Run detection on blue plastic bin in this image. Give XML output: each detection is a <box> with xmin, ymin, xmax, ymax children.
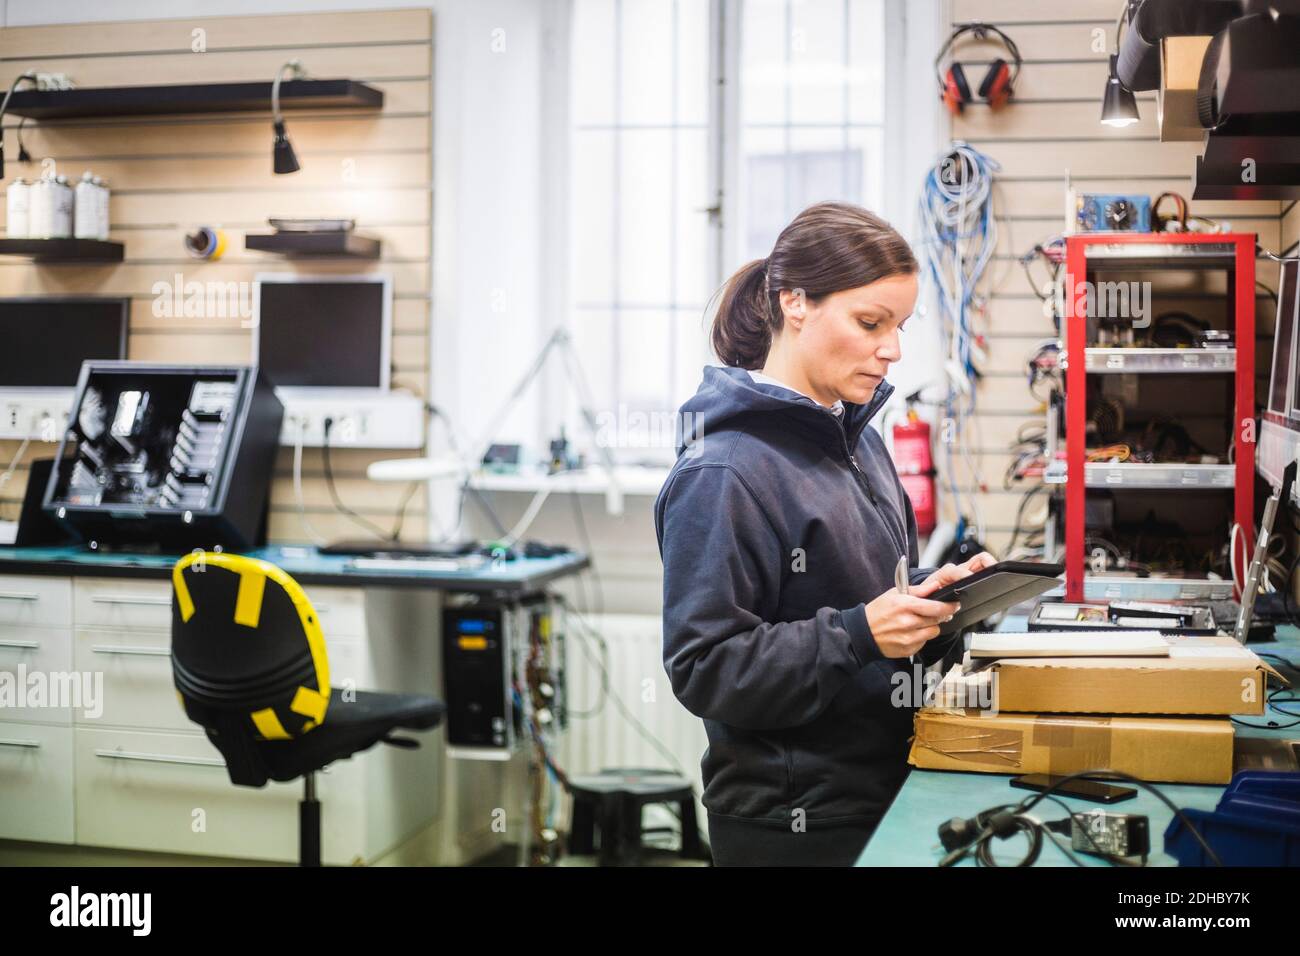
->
<box><xmin>1165</xmin><ymin>771</ymin><xmax>1300</xmax><ymax>866</ymax></box>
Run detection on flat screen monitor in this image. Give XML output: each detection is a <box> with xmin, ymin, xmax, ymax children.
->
<box><xmin>252</xmin><ymin>274</ymin><xmax>391</xmax><ymax>389</ymax></box>
<box><xmin>1280</xmin><ymin>260</ymin><xmax>1300</xmax><ymax>419</ymax></box>
<box><xmin>1271</xmin><ymin>260</ymin><xmax>1300</xmax><ymax>417</ymax></box>
<box><xmin>0</xmin><ymin>297</ymin><xmax>129</xmax><ymax>387</ymax></box>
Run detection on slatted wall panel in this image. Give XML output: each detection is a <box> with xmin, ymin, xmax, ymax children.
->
<box><xmin>946</xmin><ymin>0</ymin><xmax>1286</xmax><ymax>556</ymax></box>
<box><xmin>0</xmin><ymin>8</ymin><xmax>433</xmax><ymax>543</ymax></box>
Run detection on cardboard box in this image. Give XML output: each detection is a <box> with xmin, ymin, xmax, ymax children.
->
<box><xmin>909</xmin><ymin>708</ymin><xmax>1235</xmax><ymax>785</ymax></box>
<box><xmin>956</xmin><ymin>634</ymin><xmax>1282</xmax><ymax>716</ymax></box>
<box><xmin>1159</xmin><ymin>36</ymin><xmax>1213</xmax><ymax>142</ymax></box>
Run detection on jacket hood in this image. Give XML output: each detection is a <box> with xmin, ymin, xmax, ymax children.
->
<box><xmin>675</xmin><ymin>365</ymin><xmax>895</xmax><ymax>457</ymax></box>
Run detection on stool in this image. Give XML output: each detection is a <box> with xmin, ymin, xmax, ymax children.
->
<box><xmin>567</xmin><ymin>768</ymin><xmax>704</xmax><ymax>866</ymax></box>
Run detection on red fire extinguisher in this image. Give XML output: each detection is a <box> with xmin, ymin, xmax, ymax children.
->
<box><xmin>893</xmin><ymin>406</ymin><xmax>937</xmax><ymax>536</ymax></box>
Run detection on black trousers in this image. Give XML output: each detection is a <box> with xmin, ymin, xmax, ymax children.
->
<box><xmin>707</xmin><ymin>812</ymin><xmax>878</xmax><ymax>867</ymax></box>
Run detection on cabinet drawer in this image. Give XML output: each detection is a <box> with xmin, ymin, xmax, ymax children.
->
<box><xmin>0</xmin><ymin>575</ymin><xmax>71</xmax><ymax>629</ymax></box>
<box><xmin>0</xmin><ymin>721</ymin><xmax>74</xmax><ymax>844</ymax></box>
<box><xmin>74</xmin><ymin>579</ymin><xmax>172</xmax><ymax>631</ymax></box>
<box><xmin>75</xmin><ymin>630</ymin><xmax>375</xmax><ymax>732</ymax></box>
<box><xmin>75</xmin><ymin>726</ymin><xmax>366</xmax><ymax>863</ymax></box>
<box><xmin>303</xmin><ymin>587</ymin><xmax>366</xmax><ymax>640</ymax></box>
<box><xmin>74</xmin><ymin>628</ymin><xmax>186</xmax><ymax>731</ymax></box>
<box><xmin>0</xmin><ymin>625</ymin><xmax>73</xmax><ymax>725</ymax></box>
<box><xmin>74</xmin><ymin>579</ymin><xmax>365</xmax><ymax>639</ymax></box>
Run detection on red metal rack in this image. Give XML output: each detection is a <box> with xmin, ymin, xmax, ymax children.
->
<box><xmin>1063</xmin><ymin>232</ymin><xmax>1256</xmax><ymax>601</ymax></box>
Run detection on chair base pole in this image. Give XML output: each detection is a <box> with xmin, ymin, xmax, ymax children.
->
<box><xmin>300</xmin><ymin>772</ymin><xmax>321</xmax><ymax>867</ymax></box>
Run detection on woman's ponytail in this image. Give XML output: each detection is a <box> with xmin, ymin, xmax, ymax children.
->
<box><xmin>711</xmin><ymin>257</ymin><xmax>776</xmax><ymax>370</ymax></box>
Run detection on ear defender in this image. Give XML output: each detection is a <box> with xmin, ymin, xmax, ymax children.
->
<box><xmin>943</xmin><ymin>63</ymin><xmax>972</xmax><ymax>115</ymax></box>
<box><xmin>935</xmin><ymin>23</ymin><xmax>1021</xmax><ymax>114</ymax></box>
<box><xmin>979</xmin><ymin>58</ymin><xmax>1012</xmax><ymax>110</ymax></box>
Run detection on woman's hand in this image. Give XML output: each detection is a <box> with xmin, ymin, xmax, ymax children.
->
<box><xmin>915</xmin><ymin>552</ymin><xmax>997</xmax><ymax>594</ymax></box>
<box><xmin>864</xmin><ymin>586</ymin><xmax>961</xmax><ymax>659</ymax></box>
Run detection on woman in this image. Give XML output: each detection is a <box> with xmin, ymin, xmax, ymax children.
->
<box><xmin>654</xmin><ymin>201</ymin><xmax>994</xmax><ymax>867</ymax></box>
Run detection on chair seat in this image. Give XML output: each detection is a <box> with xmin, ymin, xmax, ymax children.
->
<box><xmin>199</xmin><ymin>689</ymin><xmax>444</xmax><ymax>787</ymax></box>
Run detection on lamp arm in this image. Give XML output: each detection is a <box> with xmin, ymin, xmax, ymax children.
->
<box><xmin>271</xmin><ymin>59</ymin><xmax>306</xmax><ymax>125</ymax></box>
<box><xmin>0</xmin><ymin>72</ymin><xmax>37</xmax><ymax>119</ymax></box>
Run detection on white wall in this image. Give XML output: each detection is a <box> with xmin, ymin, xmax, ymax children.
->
<box><xmin>3</xmin><ymin>0</ymin><xmax>553</xmax><ymax>536</ymax></box>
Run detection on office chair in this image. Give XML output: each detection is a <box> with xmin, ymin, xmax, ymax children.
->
<box><xmin>170</xmin><ymin>551</ymin><xmax>445</xmax><ymax>866</ymax></box>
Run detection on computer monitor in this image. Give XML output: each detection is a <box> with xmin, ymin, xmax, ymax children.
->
<box><xmin>1281</xmin><ymin>261</ymin><xmax>1300</xmax><ymax>420</ymax></box>
<box><xmin>0</xmin><ymin>297</ymin><xmax>129</xmax><ymax>387</ymax></box>
<box><xmin>251</xmin><ymin>274</ymin><xmax>392</xmax><ymax>390</ymax></box>
<box><xmin>1267</xmin><ymin>262</ymin><xmax>1298</xmax><ymax>416</ymax></box>
<box><xmin>1260</xmin><ymin>261</ymin><xmax>1300</xmax><ymax>496</ymax></box>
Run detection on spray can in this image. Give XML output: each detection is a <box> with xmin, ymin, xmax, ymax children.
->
<box><xmin>74</xmin><ymin>172</ymin><xmax>98</xmax><ymax>239</ymax></box>
<box><xmin>28</xmin><ymin>176</ymin><xmax>53</xmax><ymax>238</ymax></box>
<box><xmin>74</xmin><ymin>172</ymin><xmax>110</xmax><ymax>240</ymax></box>
<box><xmin>94</xmin><ymin>175</ymin><xmax>111</xmax><ymax>239</ymax></box>
<box><xmin>6</xmin><ymin>179</ymin><xmax>30</xmax><ymax>238</ymax></box>
<box><xmin>48</xmin><ymin>175</ymin><xmax>74</xmax><ymax>239</ymax></box>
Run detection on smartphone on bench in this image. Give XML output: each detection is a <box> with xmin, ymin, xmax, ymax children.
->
<box><xmin>1010</xmin><ymin>774</ymin><xmax>1137</xmax><ymax>804</ymax></box>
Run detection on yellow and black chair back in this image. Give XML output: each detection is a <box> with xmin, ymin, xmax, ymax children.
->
<box><xmin>171</xmin><ymin>552</ymin><xmax>444</xmax><ymax>863</ymax></box>
<box><xmin>172</xmin><ymin>552</ymin><xmax>331</xmax><ymax>761</ymax></box>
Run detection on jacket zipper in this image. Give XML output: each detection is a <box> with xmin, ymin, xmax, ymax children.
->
<box><xmin>839</xmin><ymin>426</ymin><xmax>907</xmax><ymax>559</ymax></box>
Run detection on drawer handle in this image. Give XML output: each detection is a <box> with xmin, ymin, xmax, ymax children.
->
<box><xmin>90</xmin><ymin>644</ymin><xmax>172</xmax><ymax>657</ymax></box>
<box><xmin>0</xmin><ymin>592</ymin><xmax>39</xmax><ymax>602</ymax></box>
<box><xmin>95</xmin><ymin>748</ymin><xmax>224</xmax><ymax>768</ymax></box>
<box><xmin>0</xmin><ymin>737</ymin><xmax>41</xmax><ymax>749</ymax></box>
<box><xmin>0</xmin><ymin>638</ymin><xmax>39</xmax><ymax>649</ymax></box>
<box><xmin>90</xmin><ymin>594</ymin><xmax>172</xmax><ymax>607</ymax></box>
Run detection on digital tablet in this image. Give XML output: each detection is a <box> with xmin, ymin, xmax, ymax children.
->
<box><xmin>928</xmin><ymin>561</ymin><xmax>1065</xmax><ymax>635</ymax></box>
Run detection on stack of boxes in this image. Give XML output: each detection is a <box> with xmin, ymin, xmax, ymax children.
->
<box><xmin>909</xmin><ymin>633</ymin><xmax>1285</xmax><ymax>785</ymax></box>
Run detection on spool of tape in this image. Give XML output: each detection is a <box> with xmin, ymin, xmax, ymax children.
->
<box><xmin>184</xmin><ymin>226</ymin><xmax>228</xmax><ymax>260</ymax></box>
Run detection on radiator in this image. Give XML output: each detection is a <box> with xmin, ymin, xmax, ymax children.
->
<box><xmin>558</xmin><ymin>612</ymin><xmax>708</xmax><ymax>801</ymax></box>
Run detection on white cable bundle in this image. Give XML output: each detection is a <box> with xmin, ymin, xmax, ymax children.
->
<box><xmin>915</xmin><ymin>141</ymin><xmax>1000</xmax><ymax>543</ymax></box>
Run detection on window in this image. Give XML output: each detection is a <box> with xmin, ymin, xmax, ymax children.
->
<box><xmin>565</xmin><ymin>0</ymin><xmax>897</xmax><ymax>462</ymax></box>
<box><xmin>734</xmin><ymin>0</ymin><xmax>887</xmax><ymax>262</ymax></box>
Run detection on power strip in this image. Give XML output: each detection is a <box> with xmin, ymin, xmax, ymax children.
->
<box><xmin>277</xmin><ymin>388</ymin><xmax>425</xmax><ymax>449</ymax></box>
<box><xmin>0</xmin><ymin>388</ymin><xmax>75</xmax><ymax>442</ymax></box>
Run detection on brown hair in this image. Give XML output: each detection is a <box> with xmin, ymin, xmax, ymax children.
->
<box><xmin>710</xmin><ymin>201</ymin><xmax>918</xmax><ymax>369</ymax></box>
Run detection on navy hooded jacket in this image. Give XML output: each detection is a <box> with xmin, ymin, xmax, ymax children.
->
<box><xmin>653</xmin><ymin>365</ymin><xmax>952</xmax><ymax>829</ymax></box>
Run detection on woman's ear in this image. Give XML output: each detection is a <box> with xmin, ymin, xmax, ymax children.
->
<box><xmin>779</xmin><ymin>287</ymin><xmax>808</xmax><ymax>328</ymax></box>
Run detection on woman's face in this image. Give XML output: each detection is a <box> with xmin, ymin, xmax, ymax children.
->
<box><xmin>785</xmin><ymin>272</ymin><xmax>919</xmax><ymax>406</ymax></box>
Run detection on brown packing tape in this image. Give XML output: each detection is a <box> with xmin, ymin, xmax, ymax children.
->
<box><xmin>913</xmin><ymin>714</ymin><xmax>1024</xmax><ymax>769</ymax></box>
<box><xmin>1031</xmin><ymin>715</ymin><xmax>1112</xmax><ymax>777</ymax></box>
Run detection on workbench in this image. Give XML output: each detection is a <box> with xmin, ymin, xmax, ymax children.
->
<box><xmin>857</xmin><ymin>623</ymin><xmax>1299</xmax><ymax>866</ymax></box>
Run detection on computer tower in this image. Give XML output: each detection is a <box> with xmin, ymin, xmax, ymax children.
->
<box><xmin>42</xmin><ymin>362</ymin><xmax>283</xmax><ymax>551</ymax></box>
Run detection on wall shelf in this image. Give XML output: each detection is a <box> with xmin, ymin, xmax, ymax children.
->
<box><xmin>245</xmin><ymin>232</ymin><xmax>381</xmax><ymax>259</ymax></box>
<box><xmin>6</xmin><ymin>79</ymin><xmax>383</xmax><ymax>119</ymax></box>
<box><xmin>0</xmin><ymin>238</ymin><xmax>124</xmax><ymax>262</ymax></box>
<box><xmin>1081</xmin><ymin>347</ymin><xmax>1236</xmax><ymax>373</ymax></box>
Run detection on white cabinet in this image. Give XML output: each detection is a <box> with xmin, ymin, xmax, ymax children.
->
<box><xmin>74</xmin><ymin>725</ymin><xmax>378</xmax><ymax>864</ymax></box>
<box><xmin>0</xmin><ymin>573</ymin><xmax>442</xmax><ymax>864</ymax></box>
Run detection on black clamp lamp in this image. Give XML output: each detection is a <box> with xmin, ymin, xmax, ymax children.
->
<box><xmin>1101</xmin><ymin>1</ymin><xmax>1141</xmax><ymax>127</ymax></box>
<box><xmin>272</xmin><ymin>59</ymin><xmax>306</xmax><ymax>175</ymax></box>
